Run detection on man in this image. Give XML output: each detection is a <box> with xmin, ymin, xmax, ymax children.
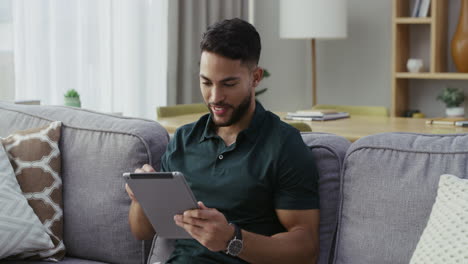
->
<box><xmin>126</xmin><ymin>18</ymin><xmax>320</xmax><ymax>263</ymax></box>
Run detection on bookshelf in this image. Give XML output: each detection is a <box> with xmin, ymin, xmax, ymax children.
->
<box><xmin>391</xmin><ymin>0</ymin><xmax>468</xmax><ymax>117</ymax></box>
<box><xmin>395</xmin><ymin>18</ymin><xmax>432</xmax><ymax>24</ymax></box>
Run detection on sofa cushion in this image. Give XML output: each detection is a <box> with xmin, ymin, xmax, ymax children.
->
<box><xmin>0</xmin><ymin>144</ymin><xmax>53</xmax><ymax>259</ymax></box>
<box><xmin>334</xmin><ymin>133</ymin><xmax>468</xmax><ymax>264</ymax></box>
<box><xmin>0</xmin><ymin>257</ymin><xmax>108</xmax><ymax>264</ymax></box>
<box><xmin>1</xmin><ymin>121</ymin><xmax>65</xmax><ymax>261</ymax></box>
<box><xmin>147</xmin><ymin>132</ymin><xmax>350</xmax><ymax>264</ymax></box>
<box><xmin>409</xmin><ymin>174</ymin><xmax>468</xmax><ymax>264</ymax></box>
<box><xmin>0</xmin><ymin>102</ymin><xmax>169</xmax><ymax>264</ymax></box>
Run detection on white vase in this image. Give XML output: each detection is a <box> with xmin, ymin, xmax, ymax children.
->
<box><xmin>407</xmin><ymin>58</ymin><xmax>424</xmax><ymax>73</ymax></box>
<box><xmin>446</xmin><ymin>107</ymin><xmax>465</xmax><ymax>117</ymax></box>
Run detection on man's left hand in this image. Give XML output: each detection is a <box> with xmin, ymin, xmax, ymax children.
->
<box><xmin>174</xmin><ymin>201</ymin><xmax>235</xmax><ymax>252</ymax></box>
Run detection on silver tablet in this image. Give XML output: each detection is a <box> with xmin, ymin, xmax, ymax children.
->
<box><xmin>123</xmin><ymin>171</ymin><xmax>198</xmax><ymax>239</ymax></box>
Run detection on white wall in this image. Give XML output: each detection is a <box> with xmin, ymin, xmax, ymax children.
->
<box><xmin>254</xmin><ymin>0</ymin><xmax>311</xmax><ymax>112</ymax></box>
<box><xmin>0</xmin><ymin>51</ymin><xmax>14</xmax><ymax>101</ymax></box>
<box><xmin>0</xmin><ymin>22</ymin><xmax>14</xmax><ymax>101</ymax></box>
<box><xmin>316</xmin><ymin>0</ymin><xmax>391</xmax><ymax>109</ymax></box>
<box><xmin>255</xmin><ymin>0</ymin><xmax>467</xmax><ymax>117</ymax></box>
<box><xmin>255</xmin><ymin>0</ymin><xmax>392</xmax><ymax>112</ymax></box>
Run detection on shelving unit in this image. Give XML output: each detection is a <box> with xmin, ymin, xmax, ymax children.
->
<box><xmin>391</xmin><ymin>0</ymin><xmax>468</xmax><ymax>117</ymax></box>
<box><xmin>394</xmin><ymin>18</ymin><xmax>432</xmax><ymax>24</ymax></box>
<box><xmin>396</xmin><ymin>72</ymin><xmax>468</xmax><ymax>80</ymax></box>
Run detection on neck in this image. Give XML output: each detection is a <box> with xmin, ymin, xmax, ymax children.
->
<box><xmin>217</xmin><ymin>100</ymin><xmax>256</xmax><ymax>145</ymax></box>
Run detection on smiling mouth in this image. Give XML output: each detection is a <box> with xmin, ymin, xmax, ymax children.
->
<box><xmin>211</xmin><ymin>105</ymin><xmax>230</xmax><ymax>116</ymax></box>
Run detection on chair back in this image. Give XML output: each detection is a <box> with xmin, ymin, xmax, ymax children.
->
<box><xmin>157</xmin><ymin>103</ymin><xmax>208</xmax><ymax>119</ymax></box>
<box><xmin>287</xmin><ymin>121</ymin><xmax>312</xmax><ymax>132</ymax></box>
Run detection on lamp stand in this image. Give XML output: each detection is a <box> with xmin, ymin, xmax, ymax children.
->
<box><xmin>311</xmin><ymin>39</ymin><xmax>317</xmax><ymax>106</ymax></box>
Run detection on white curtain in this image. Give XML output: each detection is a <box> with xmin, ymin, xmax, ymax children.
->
<box><xmin>13</xmin><ymin>0</ymin><xmax>168</xmax><ymax>119</ymax></box>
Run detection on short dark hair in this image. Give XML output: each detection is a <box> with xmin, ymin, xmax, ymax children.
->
<box><xmin>200</xmin><ymin>18</ymin><xmax>261</xmax><ymax>67</ymax></box>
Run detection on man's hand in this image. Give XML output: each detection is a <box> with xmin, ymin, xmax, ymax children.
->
<box><xmin>174</xmin><ymin>201</ymin><xmax>235</xmax><ymax>252</ymax></box>
<box><xmin>125</xmin><ymin>182</ymin><xmax>136</xmax><ymax>201</ymax></box>
<box><xmin>125</xmin><ymin>164</ymin><xmax>156</xmax><ymax>202</ymax></box>
<box><xmin>126</xmin><ymin>164</ymin><xmax>156</xmax><ymax>240</ymax></box>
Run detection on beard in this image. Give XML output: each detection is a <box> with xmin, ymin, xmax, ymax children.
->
<box><xmin>208</xmin><ymin>92</ymin><xmax>252</xmax><ymax>127</ymax></box>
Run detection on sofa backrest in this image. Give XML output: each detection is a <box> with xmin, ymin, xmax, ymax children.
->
<box><xmin>301</xmin><ymin>133</ymin><xmax>350</xmax><ymax>264</ymax></box>
<box><xmin>334</xmin><ymin>132</ymin><xmax>468</xmax><ymax>264</ymax></box>
<box><xmin>147</xmin><ymin>132</ymin><xmax>351</xmax><ymax>264</ymax></box>
<box><xmin>0</xmin><ymin>102</ymin><xmax>169</xmax><ymax>264</ymax></box>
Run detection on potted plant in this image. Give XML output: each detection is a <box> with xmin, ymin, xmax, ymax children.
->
<box><xmin>64</xmin><ymin>89</ymin><xmax>81</xmax><ymax>108</ymax></box>
<box><xmin>437</xmin><ymin>87</ymin><xmax>465</xmax><ymax>117</ymax></box>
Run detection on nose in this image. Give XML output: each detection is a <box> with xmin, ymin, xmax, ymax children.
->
<box><xmin>210</xmin><ymin>86</ymin><xmax>225</xmax><ymax>104</ymax></box>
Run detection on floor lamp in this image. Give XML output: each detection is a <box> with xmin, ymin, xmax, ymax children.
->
<box><xmin>279</xmin><ymin>0</ymin><xmax>347</xmax><ymax>106</ymax></box>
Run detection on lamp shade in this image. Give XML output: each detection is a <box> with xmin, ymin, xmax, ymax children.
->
<box><xmin>280</xmin><ymin>0</ymin><xmax>347</xmax><ymax>39</ymax></box>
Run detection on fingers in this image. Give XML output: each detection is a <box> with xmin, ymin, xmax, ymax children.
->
<box><xmin>134</xmin><ymin>164</ymin><xmax>155</xmax><ymax>173</ymax></box>
<box><xmin>184</xmin><ymin>208</ymin><xmax>211</xmax><ymax>220</ymax></box>
<box><xmin>174</xmin><ymin>205</ymin><xmax>232</xmax><ymax>252</ymax></box>
<box><xmin>142</xmin><ymin>164</ymin><xmax>156</xmax><ymax>172</ymax></box>
<box><xmin>181</xmin><ymin>206</ymin><xmax>224</xmax><ymax>225</ymax></box>
<box><xmin>174</xmin><ymin>214</ymin><xmax>204</xmax><ymax>237</ymax></box>
<box><xmin>198</xmin><ymin>201</ymin><xmax>209</xmax><ymax>210</ymax></box>
<box><xmin>125</xmin><ymin>183</ymin><xmax>136</xmax><ymax>201</ymax></box>
<box><xmin>129</xmin><ymin>164</ymin><xmax>155</xmax><ymax>202</ymax></box>
<box><xmin>174</xmin><ymin>214</ymin><xmax>205</xmax><ymax>228</ymax></box>
<box><xmin>173</xmin><ymin>208</ymin><xmax>212</xmax><ymax>231</ymax></box>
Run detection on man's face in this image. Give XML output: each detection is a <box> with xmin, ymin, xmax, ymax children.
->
<box><xmin>199</xmin><ymin>52</ymin><xmax>259</xmax><ymax>127</ymax></box>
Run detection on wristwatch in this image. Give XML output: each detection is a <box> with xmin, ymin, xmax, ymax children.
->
<box><xmin>226</xmin><ymin>223</ymin><xmax>243</xmax><ymax>256</ymax></box>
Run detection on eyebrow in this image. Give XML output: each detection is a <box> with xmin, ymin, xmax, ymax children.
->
<box><xmin>200</xmin><ymin>74</ymin><xmax>240</xmax><ymax>83</ymax></box>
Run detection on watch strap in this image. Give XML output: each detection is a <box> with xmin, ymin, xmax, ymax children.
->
<box><xmin>232</xmin><ymin>223</ymin><xmax>242</xmax><ymax>240</ymax></box>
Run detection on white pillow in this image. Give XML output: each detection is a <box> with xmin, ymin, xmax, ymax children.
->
<box><xmin>0</xmin><ymin>143</ymin><xmax>53</xmax><ymax>259</ymax></box>
<box><xmin>410</xmin><ymin>174</ymin><xmax>468</xmax><ymax>264</ymax></box>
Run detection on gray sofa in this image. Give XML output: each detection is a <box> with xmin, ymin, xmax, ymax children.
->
<box><xmin>147</xmin><ymin>133</ymin><xmax>468</xmax><ymax>264</ymax></box>
<box><xmin>333</xmin><ymin>132</ymin><xmax>468</xmax><ymax>264</ymax></box>
<box><xmin>2</xmin><ymin>101</ymin><xmax>466</xmax><ymax>264</ymax></box>
<box><xmin>0</xmin><ymin>102</ymin><xmax>169</xmax><ymax>264</ymax></box>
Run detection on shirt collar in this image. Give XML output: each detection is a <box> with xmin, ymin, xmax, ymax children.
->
<box><xmin>199</xmin><ymin>100</ymin><xmax>266</xmax><ymax>143</ymax></box>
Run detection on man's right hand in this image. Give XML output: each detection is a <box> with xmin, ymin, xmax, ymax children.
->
<box><xmin>125</xmin><ymin>164</ymin><xmax>156</xmax><ymax>202</ymax></box>
<box><xmin>127</xmin><ymin>164</ymin><xmax>157</xmax><ymax>240</ymax></box>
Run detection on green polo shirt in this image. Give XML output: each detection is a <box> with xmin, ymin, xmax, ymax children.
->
<box><xmin>163</xmin><ymin>102</ymin><xmax>319</xmax><ymax>264</ymax></box>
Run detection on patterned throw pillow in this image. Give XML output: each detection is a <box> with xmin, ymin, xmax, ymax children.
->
<box><xmin>410</xmin><ymin>174</ymin><xmax>468</xmax><ymax>264</ymax></box>
<box><xmin>0</xmin><ymin>143</ymin><xmax>54</xmax><ymax>258</ymax></box>
<box><xmin>1</xmin><ymin>121</ymin><xmax>65</xmax><ymax>261</ymax></box>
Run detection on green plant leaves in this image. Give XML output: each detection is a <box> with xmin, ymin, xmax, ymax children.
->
<box><xmin>437</xmin><ymin>87</ymin><xmax>464</xmax><ymax>108</ymax></box>
<box><xmin>64</xmin><ymin>89</ymin><xmax>80</xmax><ymax>98</ymax></box>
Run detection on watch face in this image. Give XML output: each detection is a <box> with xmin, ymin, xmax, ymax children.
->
<box><xmin>227</xmin><ymin>239</ymin><xmax>243</xmax><ymax>256</ymax></box>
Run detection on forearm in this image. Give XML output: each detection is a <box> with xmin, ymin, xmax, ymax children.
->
<box><xmin>239</xmin><ymin>228</ymin><xmax>318</xmax><ymax>264</ymax></box>
<box><xmin>128</xmin><ymin>200</ymin><xmax>155</xmax><ymax>240</ymax></box>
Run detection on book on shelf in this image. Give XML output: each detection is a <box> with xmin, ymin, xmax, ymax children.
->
<box><xmin>418</xmin><ymin>0</ymin><xmax>431</xmax><ymax>17</ymax></box>
<box><xmin>411</xmin><ymin>0</ymin><xmax>422</xmax><ymax>17</ymax></box>
<box><xmin>285</xmin><ymin>111</ymin><xmax>350</xmax><ymax>121</ymax></box>
<box><xmin>425</xmin><ymin>117</ymin><xmax>467</xmax><ymax>126</ymax></box>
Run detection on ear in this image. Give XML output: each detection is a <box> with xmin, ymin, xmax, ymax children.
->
<box><xmin>252</xmin><ymin>67</ymin><xmax>264</xmax><ymax>88</ymax></box>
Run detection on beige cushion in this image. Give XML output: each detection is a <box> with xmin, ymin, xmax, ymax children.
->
<box><xmin>1</xmin><ymin>121</ymin><xmax>65</xmax><ymax>261</ymax></box>
<box><xmin>410</xmin><ymin>174</ymin><xmax>468</xmax><ymax>264</ymax></box>
<box><xmin>0</xmin><ymin>143</ymin><xmax>53</xmax><ymax>258</ymax></box>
